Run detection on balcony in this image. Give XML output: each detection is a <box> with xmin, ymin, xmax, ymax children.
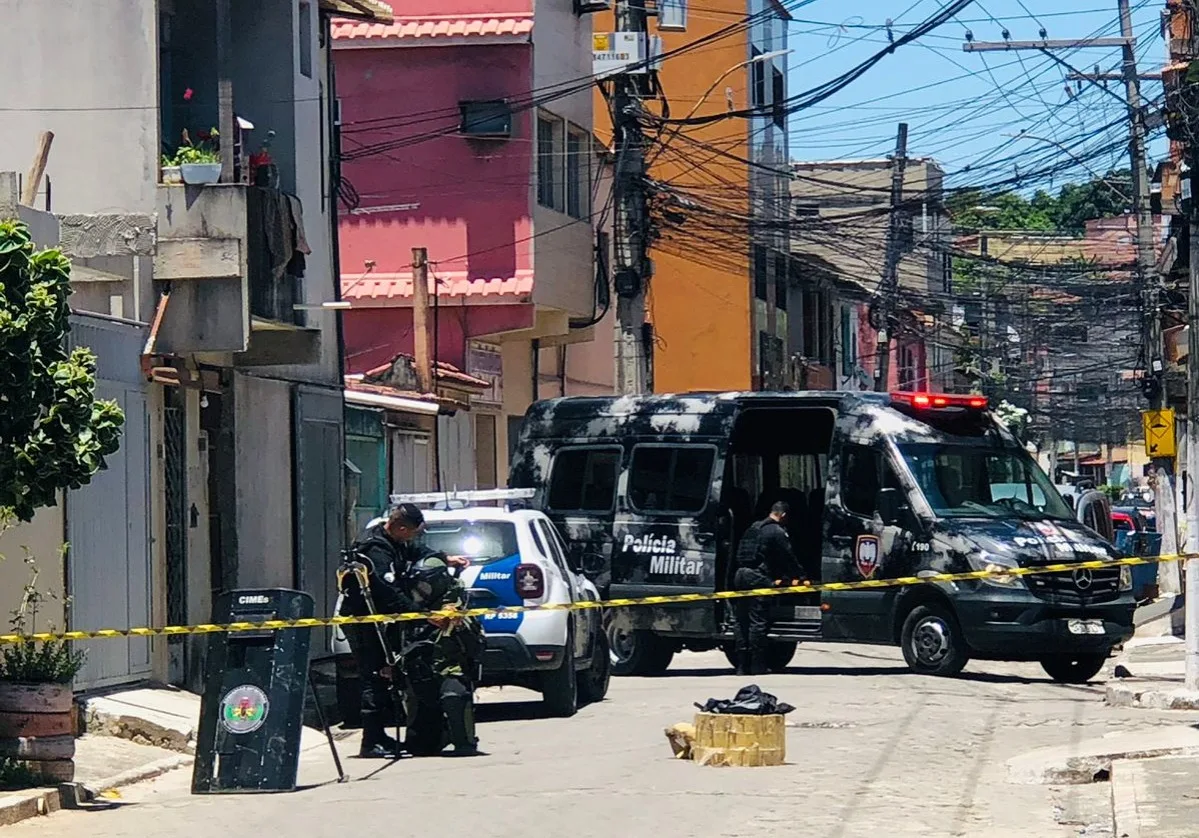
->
<box><xmin>153</xmin><ymin>183</ymin><xmax>320</xmax><ymax>365</ymax></box>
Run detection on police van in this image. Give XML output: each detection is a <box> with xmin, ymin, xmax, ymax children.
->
<box><xmin>507</xmin><ymin>391</ymin><xmax>1137</xmax><ymax>684</ymax></box>
<box><xmin>332</xmin><ymin>489</ymin><xmax>609</xmax><ymax>718</ymax></box>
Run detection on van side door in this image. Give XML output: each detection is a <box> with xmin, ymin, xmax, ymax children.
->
<box><xmin>541</xmin><ymin>445</ymin><xmax>624</xmax><ymax>594</ymax></box>
<box><xmin>822</xmin><ymin>441</ymin><xmax>909</xmax><ymax>643</ymax></box>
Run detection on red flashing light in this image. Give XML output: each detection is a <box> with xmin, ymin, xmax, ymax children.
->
<box><xmin>891</xmin><ymin>392</ymin><xmax>989</xmax><ymax>410</ymax></box>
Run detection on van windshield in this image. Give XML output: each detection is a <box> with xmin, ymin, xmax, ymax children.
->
<box><xmin>898</xmin><ymin>443</ymin><xmax>1075</xmax><ymax>522</ymax></box>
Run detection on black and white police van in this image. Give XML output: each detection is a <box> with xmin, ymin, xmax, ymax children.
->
<box><xmin>507</xmin><ymin>390</ymin><xmax>1137</xmax><ymax>684</ymax></box>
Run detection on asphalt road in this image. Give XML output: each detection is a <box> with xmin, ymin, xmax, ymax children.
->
<box><xmin>13</xmin><ymin>643</ymin><xmax>1199</xmax><ymax>838</ymax></box>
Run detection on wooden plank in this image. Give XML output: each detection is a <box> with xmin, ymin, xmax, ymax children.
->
<box><xmin>0</xmin><ymin>683</ymin><xmax>73</xmax><ymax>714</ymax></box>
<box><xmin>21</xmin><ymin>131</ymin><xmax>54</xmax><ymax>206</ymax></box>
<box><xmin>0</xmin><ymin>734</ymin><xmax>76</xmax><ymax>760</ymax></box>
<box><xmin>154</xmin><ymin>237</ymin><xmax>242</xmax><ymax>280</ymax></box>
<box><xmin>0</xmin><ymin>711</ymin><xmax>73</xmax><ymax>738</ymax></box>
<box><xmin>691</xmin><ymin>712</ymin><xmax>786</xmax><ymax>767</ymax></box>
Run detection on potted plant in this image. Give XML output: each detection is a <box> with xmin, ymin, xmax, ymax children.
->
<box><xmin>0</xmin><ymin>220</ymin><xmax>124</xmax><ymax>787</ymax></box>
<box><xmin>174</xmin><ymin>127</ymin><xmax>223</xmax><ymax>185</ymax></box>
<box><xmin>0</xmin><ymin>553</ymin><xmax>86</xmax><ymax>785</ymax></box>
<box><xmin>161</xmin><ymin>153</ymin><xmax>183</xmax><ymax>185</ymax></box>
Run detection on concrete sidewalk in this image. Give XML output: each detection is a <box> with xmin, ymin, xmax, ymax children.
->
<box><xmin>1112</xmin><ymin>755</ymin><xmax>1199</xmax><ymax>838</ymax></box>
<box><xmin>0</xmin><ymin>686</ymin><xmax>353</xmax><ymax>827</ymax></box>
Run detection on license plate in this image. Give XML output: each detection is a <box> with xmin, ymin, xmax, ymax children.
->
<box><xmin>1068</xmin><ymin>618</ymin><xmax>1105</xmax><ymax>635</ymax></box>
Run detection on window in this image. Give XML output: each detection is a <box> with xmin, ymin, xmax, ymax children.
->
<box><xmin>298</xmin><ymin>1</ymin><xmax>313</xmax><ymax>78</ymax></box>
<box><xmin>771</xmin><ymin>66</ymin><xmax>786</xmax><ymax>130</ymax></box>
<box><xmin>840</xmin><ymin>444</ymin><xmax>881</xmax><ymax>518</ymax></box>
<box><xmin>774</xmin><ymin>253</ymin><xmax>788</xmax><ymax>310</ymax></box>
<box><xmin>658</xmin><ymin>0</ymin><xmax>687</xmax><ymax>30</ymax></box>
<box><xmin>536</xmin><ymin>520</ymin><xmax>568</xmax><ymax>571</ymax></box>
<box><xmin>898</xmin><ymin>443</ymin><xmax>1075</xmax><ymax>522</ymax></box>
<box><xmin>547</xmin><ymin>447</ymin><xmax>621</xmax><ymax>511</ymax></box>
<box><xmin>754</xmin><ymin>245</ymin><xmax>768</xmax><ymax>301</ymax></box>
<box><xmin>422</xmin><ymin>521</ymin><xmax>519</xmax><ymax>565</ymax></box>
<box><xmin>628</xmin><ymin>445</ymin><xmax>716</xmax><ymax>513</ymax></box>
<box><xmin>750</xmin><ymin>47</ymin><xmax>766</xmax><ymax>108</ymax></box>
<box><xmin>537</xmin><ymin>114</ymin><xmax>562</xmax><ymax>210</ymax></box>
<box><xmin>460</xmin><ymin>100</ymin><xmax>512</xmax><ymax>137</ymax></box>
<box><xmin>779</xmin><ymin>453</ymin><xmax>825</xmax><ymax>494</ymax></box>
<box><xmin>566</xmin><ymin>129</ymin><xmax>590</xmax><ymax>219</ymax></box>
<box><xmin>840</xmin><ymin>307</ymin><xmax>857</xmax><ymax>377</ymax></box>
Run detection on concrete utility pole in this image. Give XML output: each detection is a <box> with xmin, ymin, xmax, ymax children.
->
<box><xmin>611</xmin><ymin>0</ymin><xmax>651</xmax><ymax>395</ymax></box>
<box><xmin>411</xmin><ymin>246</ymin><xmax>433</xmax><ymax>394</ymax></box>
<box><xmin>874</xmin><ymin>123</ymin><xmax>908</xmax><ymax>393</ymax></box>
<box><xmin>964</xmin><ymin>0</ymin><xmax>1177</xmax><ymax>584</ymax></box>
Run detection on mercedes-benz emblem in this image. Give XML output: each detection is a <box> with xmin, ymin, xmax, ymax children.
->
<box><xmin>1072</xmin><ymin>569</ymin><xmax>1094</xmax><ymax>590</ymax></box>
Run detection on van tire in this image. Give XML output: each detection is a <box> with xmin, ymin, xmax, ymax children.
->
<box><xmin>1039</xmin><ymin>653</ymin><xmax>1108</xmax><ymax>684</ymax></box>
<box><xmin>900</xmin><ymin>603</ymin><xmax>969</xmax><ymax>677</ymax></box>
<box><xmin>541</xmin><ymin>628</ymin><xmax>578</xmax><ymax>718</ymax></box>
<box><xmin>608</xmin><ymin>625</ymin><xmax>674</xmax><ymax>676</ymax></box>
<box><xmin>578</xmin><ymin>629</ymin><xmax>611</xmax><ymax>705</ymax></box>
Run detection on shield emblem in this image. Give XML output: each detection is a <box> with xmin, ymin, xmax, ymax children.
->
<box><xmin>855</xmin><ymin>535</ymin><xmax>881</xmax><ymax>579</ymax></box>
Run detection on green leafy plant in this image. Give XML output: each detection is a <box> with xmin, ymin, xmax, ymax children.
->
<box><xmin>0</xmin><ymin>220</ymin><xmax>125</xmax><ymax>522</ymax></box>
<box><xmin>169</xmin><ymin>127</ymin><xmax>221</xmax><ymax>165</ymax></box>
<box><xmin>0</xmin><ymin>757</ymin><xmax>39</xmax><ymax>790</ymax></box>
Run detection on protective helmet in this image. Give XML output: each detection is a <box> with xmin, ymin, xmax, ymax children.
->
<box><xmin>406</xmin><ymin>556</ymin><xmax>456</xmax><ymax>608</ymax></box>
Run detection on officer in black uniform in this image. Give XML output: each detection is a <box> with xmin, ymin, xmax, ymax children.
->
<box><xmin>732</xmin><ymin>500</ymin><xmax>803</xmax><ymax>676</ymax></box>
<box><xmin>339</xmin><ymin>503</ymin><xmax>462</xmax><ymax>758</ymax></box>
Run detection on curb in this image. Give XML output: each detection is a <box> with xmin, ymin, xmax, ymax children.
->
<box><xmin>1110</xmin><ymin>760</ymin><xmax>1143</xmax><ymax>838</ymax></box>
<box><xmin>1106</xmin><ymin>683</ymin><xmax>1199</xmax><ymax>710</ymax></box>
<box><xmin>0</xmin><ymin>754</ymin><xmax>193</xmax><ymax>827</ymax></box>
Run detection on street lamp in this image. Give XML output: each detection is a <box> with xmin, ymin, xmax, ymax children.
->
<box><xmin>682</xmin><ymin>48</ymin><xmax>794</xmax><ymax>121</ymax></box>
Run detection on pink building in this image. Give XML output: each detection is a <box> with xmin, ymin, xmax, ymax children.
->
<box><xmin>331</xmin><ymin>0</ymin><xmax>614</xmax><ymax>483</ymax></box>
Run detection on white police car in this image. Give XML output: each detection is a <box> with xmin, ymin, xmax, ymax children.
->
<box><xmin>332</xmin><ymin>489</ymin><xmax>610</xmax><ymax>718</ymax></box>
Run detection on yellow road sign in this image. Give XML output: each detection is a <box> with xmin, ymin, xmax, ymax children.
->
<box><xmin>1143</xmin><ymin>408</ymin><xmax>1177</xmax><ymax>459</ymax></box>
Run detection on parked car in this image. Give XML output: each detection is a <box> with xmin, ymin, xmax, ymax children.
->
<box><xmin>332</xmin><ymin>489</ymin><xmax>610</xmax><ymax>720</ymax></box>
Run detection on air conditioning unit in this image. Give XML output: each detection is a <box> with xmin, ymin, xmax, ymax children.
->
<box><xmin>575</xmin><ymin>0</ymin><xmax>611</xmax><ymax>14</ymax></box>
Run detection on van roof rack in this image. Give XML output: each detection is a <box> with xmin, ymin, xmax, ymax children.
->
<box><xmin>389</xmin><ymin>488</ymin><xmax>536</xmax><ymax>509</ymax></box>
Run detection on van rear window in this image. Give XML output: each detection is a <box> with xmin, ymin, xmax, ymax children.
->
<box><xmin>629</xmin><ymin>445</ymin><xmax>716</xmax><ymax>513</ymax></box>
<box><xmin>547</xmin><ymin>447</ymin><xmax>621</xmax><ymax>512</ymax></box>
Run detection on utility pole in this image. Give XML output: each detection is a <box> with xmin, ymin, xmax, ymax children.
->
<box><xmin>610</xmin><ymin>0</ymin><xmax>651</xmax><ymax>395</ymax></box>
<box><xmin>964</xmin><ymin>0</ymin><xmax>1177</xmax><ymax>580</ymax></box>
<box><xmin>411</xmin><ymin>246</ymin><xmax>433</xmax><ymax>394</ymax></box>
<box><xmin>875</xmin><ymin>122</ymin><xmax>908</xmax><ymax>392</ymax></box>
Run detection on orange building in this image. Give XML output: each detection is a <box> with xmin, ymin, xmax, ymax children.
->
<box><xmin>592</xmin><ymin>0</ymin><xmax>793</xmax><ymax>392</ymax></box>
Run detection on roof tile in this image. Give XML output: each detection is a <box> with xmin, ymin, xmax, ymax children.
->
<box><xmin>331</xmin><ymin>13</ymin><xmax>534</xmax><ymax>42</ymax></box>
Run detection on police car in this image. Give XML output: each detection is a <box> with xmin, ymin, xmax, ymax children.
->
<box><xmin>332</xmin><ymin>489</ymin><xmax>610</xmax><ymax>718</ymax></box>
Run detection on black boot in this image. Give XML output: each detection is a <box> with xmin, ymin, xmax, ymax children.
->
<box><xmin>359</xmin><ymin>718</ymin><xmax>399</xmax><ymax>758</ymax></box>
<box><xmin>735</xmin><ymin>649</ymin><xmax>750</xmax><ymax>676</ymax></box>
<box><xmin>440</xmin><ymin>685</ymin><xmax>481</xmax><ymax>757</ymax></box>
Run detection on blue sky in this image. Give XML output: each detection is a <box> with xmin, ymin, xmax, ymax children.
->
<box><xmin>781</xmin><ymin>0</ymin><xmax>1167</xmax><ymax>194</ymax></box>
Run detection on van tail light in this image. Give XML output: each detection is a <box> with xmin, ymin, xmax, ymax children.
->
<box><xmin>515</xmin><ymin>564</ymin><xmax>545</xmax><ymax>600</ymax></box>
<box><xmin>891</xmin><ymin>392</ymin><xmax>988</xmax><ymax>410</ymax></box>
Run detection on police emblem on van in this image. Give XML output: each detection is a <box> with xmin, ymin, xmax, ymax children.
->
<box><xmin>855</xmin><ymin>535</ymin><xmax>880</xmax><ymax>579</ymax></box>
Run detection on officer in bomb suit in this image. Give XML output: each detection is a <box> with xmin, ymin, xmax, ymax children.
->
<box><xmin>398</xmin><ymin>555</ymin><xmax>486</xmax><ymax>757</ymax></box>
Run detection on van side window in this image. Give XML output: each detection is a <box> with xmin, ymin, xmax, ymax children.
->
<box><xmin>841</xmin><ymin>444</ymin><xmax>881</xmax><ymax>517</ymax></box>
<box><xmin>547</xmin><ymin>447</ymin><xmax>621</xmax><ymax>512</ymax></box>
<box><xmin>628</xmin><ymin>445</ymin><xmax>716</xmax><ymax>513</ymax></box>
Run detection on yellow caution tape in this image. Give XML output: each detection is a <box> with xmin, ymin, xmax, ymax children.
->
<box><xmin>0</xmin><ymin>552</ymin><xmax>1188</xmax><ymax>645</ymax></box>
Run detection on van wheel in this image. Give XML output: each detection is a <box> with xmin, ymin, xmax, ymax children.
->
<box><xmin>766</xmin><ymin>642</ymin><xmax>797</xmax><ymax>672</ymax></box>
<box><xmin>1040</xmin><ymin>653</ymin><xmax>1108</xmax><ymax>684</ymax></box>
<box><xmin>900</xmin><ymin>603</ymin><xmax>969</xmax><ymax>677</ymax></box>
<box><xmin>578</xmin><ymin>629</ymin><xmax>611</xmax><ymax>705</ymax></box>
<box><xmin>541</xmin><ymin>627</ymin><xmax>578</xmax><ymax>718</ymax></box>
<box><xmin>608</xmin><ymin>622</ymin><xmax>674</xmax><ymax>676</ymax></box>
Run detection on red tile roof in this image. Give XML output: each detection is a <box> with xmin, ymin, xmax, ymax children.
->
<box><xmin>341</xmin><ymin>270</ymin><xmax>535</xmax><ymax>304</ymax></box>
<box><xmin>361</xmin><ymin>357</ymin><xmax>490</xmax><ymax>390</ymax></box>
<box><xmin>331</xmin><ymin>13</ymin><xmax>534</xmax><ymax>42</ymax></box>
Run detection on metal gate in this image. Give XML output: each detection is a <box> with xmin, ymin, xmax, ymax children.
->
<box><xmin>67</xmin><ymin>315</ymin><xmax>153</xmax><ymax>690</ymax></box>
<box><xmin>293</xmin><ymin>385</ymin><xmax>345</xmax><ymax>656</ymax></box>
<box><xmin>163</xmin><ymin>387</ymin><xmax>188</xmax><ymax>685</ymax></box>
